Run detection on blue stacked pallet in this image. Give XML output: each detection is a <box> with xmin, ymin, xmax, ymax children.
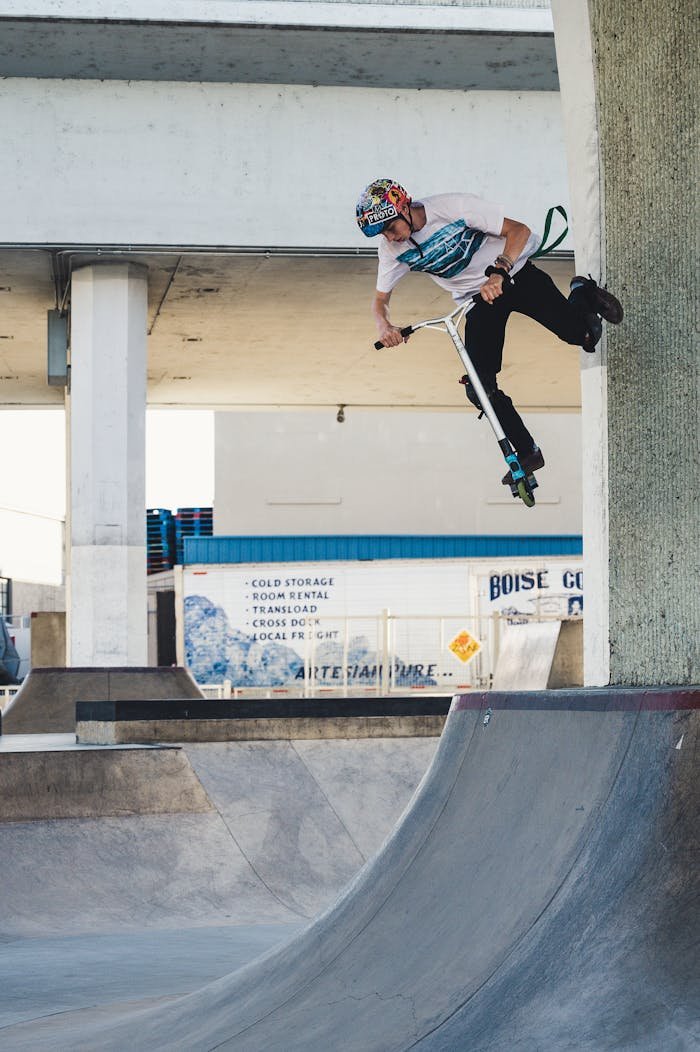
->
<box><xmin>147</xmin><ymin>508</ymin><xmax>176</xmax><ymax>574</ymax></box>
<box><xmin>175</xmin><ymin>507</ymin><xmax>213</xmax><ymax>565</ymax></box>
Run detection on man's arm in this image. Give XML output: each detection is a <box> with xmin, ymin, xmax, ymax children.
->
<box><xmin>500</xmin><ymin>216</ymin><xmax>531</xmax><ymax>264</ymax></box>
<box><xmin>479</xmin><ymin>217</ymin><xmax>531</xmax><ymax>304</ymax></box>
<box><xmin>372</xmin><ymin>289</ymin><xmax>408</xmax><ymax>347</ymax></box>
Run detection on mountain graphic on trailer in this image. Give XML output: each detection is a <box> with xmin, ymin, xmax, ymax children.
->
<box><xmin>184</xmin><ymin>595</ymin><xmax>437</xmax><ymax>688</ymax></box>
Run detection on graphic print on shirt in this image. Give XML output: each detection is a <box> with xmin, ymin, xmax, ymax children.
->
<box><xmin>397</xmin><ymin>220</ymin><xmax>486</xmax><ymax>278</ymax></box>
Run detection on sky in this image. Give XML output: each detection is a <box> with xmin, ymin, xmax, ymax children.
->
<box><xmin>0</xmin><ymin>409</ymin><xmax>213</xmax><ymax>586</ymax></box>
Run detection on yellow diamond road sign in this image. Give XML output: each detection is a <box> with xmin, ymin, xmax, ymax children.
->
<box><xmin>448</xmin><ymin>629</ymin><xmax>482</xmax><ymax>665</ymax></box>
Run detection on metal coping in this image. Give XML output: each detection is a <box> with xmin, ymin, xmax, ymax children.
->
<box><xmin>75</xmin><ymin>697</ymin><xmax>452</xmax><ymax>722</ymax></box>
<box><xmin>71</xmin><ymin>689</ymin><xmax>700</xmax><ymax>723</ymax></box>
<box><xmin>452</xmin><ymin>688</ymin><xmax>700</xmax><ymax>712</ymax></box>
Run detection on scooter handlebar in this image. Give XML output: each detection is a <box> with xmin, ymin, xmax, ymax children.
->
<box><xmin>374</xmin><ymin>326</ymin><xmax>414</xmax><ymax>350</ymax></box>
<box><xmin>373</xmin><ymin>294</ymin><xmax>482</xmax><ymax>348</ymax></box>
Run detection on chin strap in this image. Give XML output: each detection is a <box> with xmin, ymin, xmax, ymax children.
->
<box><xmin>406</xmin><ymin>202</ymin><xmax>424</xmax><ymax>257</ymax></box>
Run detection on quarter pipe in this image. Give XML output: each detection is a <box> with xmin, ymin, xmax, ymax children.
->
<box><xmin>3</xmin><ymin>688</ymin><xmax>697</xmax><ymax>1050</ymax></box>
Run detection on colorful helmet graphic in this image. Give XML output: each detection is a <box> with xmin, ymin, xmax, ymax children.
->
<box><xmin>356</xmin><ymin>178</ymin><xmax>411</xmax><ymax>237</ymax></box>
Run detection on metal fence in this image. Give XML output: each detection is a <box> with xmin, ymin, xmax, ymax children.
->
<box><xmin>0</xmin><ymin>685</ymin><xmax>20</xmax><ymax>711</ymax></box>
<box><xmin>196</xmin><ymin>610</ymin><xmax>576</xmax><ymax>699</ymax></box>
<box><xmin>300</xmin><ymin>612</ymin><xmax>494</xmax><ymax>696</ymax></box>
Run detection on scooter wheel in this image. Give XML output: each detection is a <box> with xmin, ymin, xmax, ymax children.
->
<box><xmin>516</xmin><ymin>479</ymin><xmax>535</xmax><ymax>507</ymax></box>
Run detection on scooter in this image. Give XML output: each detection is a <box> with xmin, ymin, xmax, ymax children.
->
<box><xmin>374</xmin><ymin>288</ymin><xmax>538</xmax><ymax>508</ymax></box>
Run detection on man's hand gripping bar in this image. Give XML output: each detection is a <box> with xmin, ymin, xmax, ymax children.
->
<box><xmin>374</xmin><ymin>326</ymin><xmax>414</xmax><ymax>350</ymax></box>
<box><xmin>373</xmin><ymin>290</ymin><xmax>492</xmax><ymax>350</ymax></box>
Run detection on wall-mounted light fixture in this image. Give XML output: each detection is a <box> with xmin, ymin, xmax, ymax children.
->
<box><xmin>47</xmin><ymin>310</ymin><xmax>68</xmax><ymax>386</ymax></box>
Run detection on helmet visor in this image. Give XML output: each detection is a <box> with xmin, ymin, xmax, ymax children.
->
<box><xmin>357</xmin><ymin>202</ymin><xmax>400</xmax><ymax>238</ymax></box>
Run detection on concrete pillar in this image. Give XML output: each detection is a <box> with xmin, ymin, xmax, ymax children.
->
<box><xmin>66</xmin><ymin>263</ymin><xmax>148</xmax><ymax>666</ymax></box>
<box><xmin>552</xmin><ymin>0</ymin><xmax>699</xmax><ymax>685</ymax></box>
<box><xmin>551</xmin><ymin>0</ymin><xmax>608</xmax><ymax>685</ymax></box>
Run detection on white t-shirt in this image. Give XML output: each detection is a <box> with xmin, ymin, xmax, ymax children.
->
<box><xmin>376</xmin><ymin>192</ymin><xmax>540</xmax><ymax>304</ymax></box>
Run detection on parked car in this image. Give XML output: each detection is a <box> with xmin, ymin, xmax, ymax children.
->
<box><xmin>0</xmin><ymin>618</ymin><xmax>20</xmax><ymax>684</ymax></box>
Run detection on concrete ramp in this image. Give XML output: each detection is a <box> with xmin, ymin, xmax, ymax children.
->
<box><xmin>547</xmin><ymin>617</ymin><xmax>583</xmax><ymax>687</ymax></box>
<box><xmin>1</xmin><ymin>666</ymin><xmax>203</xmax><ymax>734</ymax></box>
<box><xmin>492</xmin><ymin>620</ymin><xmax>561</xmax><ymax>689</ymax></box>
<box><xmin>0</xmin><ymin>737</ymin><xmax>437</xmax><ymax>939</ymax></box>
<box><xmin>11</xmin><ymin>687</ymin><xmax>695</xmax><ymax>1051</ymax></box>
<box><xmin>0</xmin><ymin>744</ymin><xmax>213</xmax><ymax>823</ymax></box>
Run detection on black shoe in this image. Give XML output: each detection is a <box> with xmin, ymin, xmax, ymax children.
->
<box><xmin>569</xmin><ymin>276</ymin><xmax>622</xmax><ymax>352</ymax></box>
<box><xmin>501</xmin><ymin>446</ymin><xmax>544</xmax><ymax>485</ymax></box>
<box><xmin>581</xmin><ymin>313</ymin><xmax>603</xmax><ymax>352</ymax></box>
<box><xmin>570</xmin><ymin>275</ymin><xmax>624</xmax><ymax>324</ymax></box>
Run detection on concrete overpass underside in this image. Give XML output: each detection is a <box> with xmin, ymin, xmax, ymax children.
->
<box><xmin>0</xmin><ymin>7</ymin><xmax>556</xmax><ymax>90</ymax></box>
<box><xmin>0</xmin><ymin>249</ymin><xmax>577</xmax><ymax>412</ymax></box>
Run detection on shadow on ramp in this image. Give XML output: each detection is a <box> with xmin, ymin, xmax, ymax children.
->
<box><xmin>4</xmin><ymin>688</ymin><xmax>698</xmax><ymax>1051</ymax></box>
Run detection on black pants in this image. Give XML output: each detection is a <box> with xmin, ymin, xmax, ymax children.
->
<box><xmin>463</xmin><ymin>261</ymin><xmax>590</xmax><ymax>455</ymax></box>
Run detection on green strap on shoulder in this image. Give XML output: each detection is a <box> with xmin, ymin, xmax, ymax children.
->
<box><xmin>531</xmin><ymin>204</ymin><xmax>568</xmax><ymax>258</ymax></box>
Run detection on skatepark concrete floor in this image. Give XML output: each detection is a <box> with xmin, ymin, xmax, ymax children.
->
<box><xmin>0</xmin><ymin>924</ymin><xmax>305</xmax><ymax>1031</ymax></box>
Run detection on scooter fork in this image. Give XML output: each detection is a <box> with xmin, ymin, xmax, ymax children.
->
<box><xmin>442</xmin><ymin>313</ymin><xmax>537</xmax><ymax>506</ymax></box>
<box><xmin>375</xmin><ymin>300</ymin><xmax>537</xmax><ymax>507</ymax></box>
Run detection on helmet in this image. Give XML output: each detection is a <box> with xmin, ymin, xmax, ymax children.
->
<box><xmin>356</xmin><ymin>178</ymin><xmax>411</xmax><ymax>237</ymax></box>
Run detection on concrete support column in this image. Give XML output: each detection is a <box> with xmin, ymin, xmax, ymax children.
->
<box><xmin>66</xmin><ymin>263</ymin><xmax>148</xmax><ymax>666</ymax></box>
<box><xmin>553</xmin><ymin>0</ymin><xmax>699</xmax><ymax>685</ymax></box>
<box><xmin>551</xmin><ymin>0</ymin><xmax>608</xmax><ymax>685</ymax></box>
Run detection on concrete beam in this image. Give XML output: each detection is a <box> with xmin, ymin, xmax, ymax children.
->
<box><xmin>0</xmin><ymin>2</ymin><xmax>554</xmax><ymax>33</ymax></box>
<box><xmin>0</xmin><ymin>13</ymin><xmax>557</xmax><ymax>88</ymax></box>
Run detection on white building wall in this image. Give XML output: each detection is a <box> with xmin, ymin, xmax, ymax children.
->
<box><xmin>1</xmin><ymin>80</ymin><xmax>569</xmax><ymax>250</ymax></box>
<box><xmin>10</xmin><ymin>580</ymin><xmax>65</xmax><ymax>614</ymax></box>
<box><xmin>214</xmin><ymin>409</ymin><xmax>582</xmax><ymax>537</ymax></box>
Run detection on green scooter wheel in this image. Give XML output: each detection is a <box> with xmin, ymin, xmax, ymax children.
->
<box><xmin>516</xmin><ymin>479</ymin><xmax>535</xmax><ymax>507</ymax></box>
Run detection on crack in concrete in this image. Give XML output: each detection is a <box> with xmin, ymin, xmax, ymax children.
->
<box><xmin>323</xmin><ymin>989</ymin><xmax>420</xmax><ymax>1040</ymax></box>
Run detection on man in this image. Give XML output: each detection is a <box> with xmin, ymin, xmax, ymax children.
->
<box><xmin>356</xmin><ymin>178</ymin><xmax>623</xmax><ymax>483</ymax></box>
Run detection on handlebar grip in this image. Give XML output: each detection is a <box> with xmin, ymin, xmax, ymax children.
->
<box><xmin>374</xmin><ymin>325</ymin><xmax>414</xmax><ymax>350</ymax></box>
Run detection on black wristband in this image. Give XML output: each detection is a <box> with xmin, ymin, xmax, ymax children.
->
<box><xmin>485</xmin><ymin>265</ymin><xmax>514</xmax><ymax>284</ymax></box>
